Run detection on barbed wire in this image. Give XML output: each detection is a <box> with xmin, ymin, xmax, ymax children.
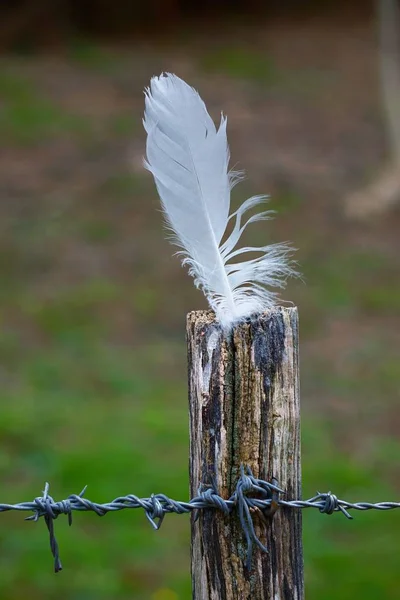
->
<box><xmin>1</xmin><ymin>466</ymin><xmax>399</xmax><ymax>572</ymax></box>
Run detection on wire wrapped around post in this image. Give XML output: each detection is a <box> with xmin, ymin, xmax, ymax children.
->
<box><xmin>187</xmin><ymin>307</ymin><xmax>303</xmax><ymax>600</ymax></box>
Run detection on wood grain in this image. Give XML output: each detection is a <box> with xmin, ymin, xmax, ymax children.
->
<box><xmin>187</xmin><ymin>308</ymin><xmax>303</xmax><ymax>600</ymax></box>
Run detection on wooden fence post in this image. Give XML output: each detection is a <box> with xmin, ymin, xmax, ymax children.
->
<box><xmin>187</xmin><ymin>307</ymin><xmax>303</xmax><ymax>600</ymax></box>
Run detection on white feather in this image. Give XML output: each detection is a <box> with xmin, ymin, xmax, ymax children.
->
<box><xmin>143</xmin><ymin>73</ymin><xmax>297</xmax><ymax>330</ymax></box>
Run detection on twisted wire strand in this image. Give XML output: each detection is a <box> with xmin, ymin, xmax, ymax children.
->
<box><xmin>1</xmin><ymin>466</ymin><xmax>399</xmax><ymax>573</ymax></box>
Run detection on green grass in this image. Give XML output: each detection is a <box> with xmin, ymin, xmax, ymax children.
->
<box><xmin>0</xmin><ymin>334</ymin><xmax>398</xmax><ymax>600</ymax></box>
<box><xmin>0</xmin><ymin>42</ymin><xmax>398</xmax><ymax>600</ymax></box>
<box><xmin>0</xmin><ymin>72</ymin><xmax>91</xmax><ymax>145</ymax></box>
<box><xmin>302</xmin><ymin>421</ymin><xmax>400</xmax><ymax>600</ymax></box>
<box><xmin>98</xmin><ymin>172</ymin><xmax>147</xmax><ymax>198</ymax></box>
<box><xmin>109</xmin><ymin>113</ymin><xmax>140</xmax><ymax>137</ymax></box>
<box><xmin>0</xmin><ymin>327</ymin><xmax>191</xmax><ymax>599</ymax></box>
<box><xmin>299</xmin><ymin>251</ymin><xmax>400</xmax><ymax>318</ymax></box>
<box><xmin>0</xmin><ymin>177</ymin><xmax>397</xmax><ymax>600</ymax></box>
<box><xmin>67</xmin><ymin>39</ymin><xmax>122</xmax><ymax>73</ymax></box>
<box><xmin>19</xmin><ymin>279</ymin><xmax>121</xmax><ymax>340</ymax></box>
<box><xmin>0</xmin><ymin>269</ymin><xmax>398</xmax><ymax>599</ymax></box>
<box><xmin>200</xmin><ymin>46</ymin><xmax>277</xmax><ymax>83</ymax></box>
<box><xmin>199</xmin><ymin>46</ymin><xmax>335</xmax><ymax>100</ymax></box>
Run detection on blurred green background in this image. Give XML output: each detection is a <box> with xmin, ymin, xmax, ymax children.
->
<box><xmin>0</xmin><ymin>2</ymin><xmax>399</xmax><ymax>599</ymax></box>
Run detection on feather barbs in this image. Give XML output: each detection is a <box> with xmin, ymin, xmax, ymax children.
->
<box><xmin>143</xmin><ymin>72</ymin><xmax>297</xmax><ymax>330</ymax></box>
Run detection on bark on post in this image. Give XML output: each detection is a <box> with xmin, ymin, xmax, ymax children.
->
<box><xmin>187</xmin><ymin>307</ymin><xmax>303</xmax><ymax>600</ymax></box>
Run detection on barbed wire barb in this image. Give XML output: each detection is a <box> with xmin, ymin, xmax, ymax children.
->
<box><xmin>1</xmin><ymin>466</ymin><xmax>399</xmax><ymax>572</ymax></box>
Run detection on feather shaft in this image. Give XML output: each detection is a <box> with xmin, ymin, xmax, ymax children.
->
<box><xmin>143</xmin><ymin>73</ymin><xmax>297</xmax><ymax>329</ymax></box>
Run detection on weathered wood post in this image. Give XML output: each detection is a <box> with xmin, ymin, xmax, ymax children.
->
<box><xmin>187</xmin><ymin>307</ymin><xmax>303</xmax><ymax>600</ymax></box>
<box><xmin>142</xmin><ymin>69</ymin><xmax>302</xmax><ymax>599</ymax></box>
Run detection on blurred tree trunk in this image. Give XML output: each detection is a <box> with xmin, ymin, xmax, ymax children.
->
<box><xmin>345</xmin><ymin>0</ymin><xmax>400</xmax><ymax>219</ymax></box>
